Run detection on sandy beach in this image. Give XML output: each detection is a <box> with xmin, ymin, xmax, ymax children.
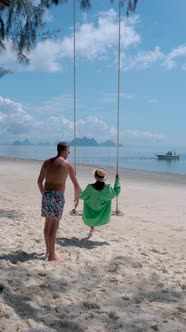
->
<box><xmin>0</xmin><ymin>157</ymin><xmax>186</xmax><ymax>332</ymax></box>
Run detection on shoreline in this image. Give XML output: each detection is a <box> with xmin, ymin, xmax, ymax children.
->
<box><xmin>0</xmin><ymin>144</ymin><xmax>185</xmax><ymax>176</ymax></box>
<box><xmin>1</xmin><ymin>155</ymin><xmax>186</xmax><ymax>185</ymax></box>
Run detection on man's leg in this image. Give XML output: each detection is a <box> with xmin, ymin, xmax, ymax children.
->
<box><xmin>44</xmin><ymin>216</ymin><xmax>52</xmax><ymax>255</ymax></box>
<box><xmin>48</xmin><ymin>219</ymin><xmax>60</xmax><ymax>261</ymax></box>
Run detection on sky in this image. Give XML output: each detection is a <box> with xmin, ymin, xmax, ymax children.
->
<box><xmin>0</xmin><ymin>0</ymin><xmax>186</xmax><ymax>148</ymax></box>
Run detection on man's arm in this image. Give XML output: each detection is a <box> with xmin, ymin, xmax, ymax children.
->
<box><xmin>37</xmin><ymin>162</ymin><xmax>46</xmax><ymax>194</ymax></box>
<box><xmin>68</xmin><ymin>163</ymin><xmax>80</xmax><ymax>208</ymax></box>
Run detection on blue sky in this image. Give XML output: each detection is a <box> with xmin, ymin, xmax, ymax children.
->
<box><xmin>0</xmin><ymin>0</ymin><xmax>186</xmax><ymax>148</ymax></box>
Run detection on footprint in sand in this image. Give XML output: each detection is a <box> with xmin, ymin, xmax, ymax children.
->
<box><xmin>176</xmin><ymin>306</ymin><xmax>186</xmax><ymax>313</ymax></box>
<box><xmin>108</xmin><ymin>311</ymin><xmax>120</xmax><ymax>320</ymax></box>
<box><xmin>83</xmin><ymin>301</ymin><xmax>100</xmax><ymax>310</ymax></box>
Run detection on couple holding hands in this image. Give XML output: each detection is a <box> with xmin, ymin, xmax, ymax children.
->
<box><xmin>38</xmin><ymin>141</ymin><xmax>121</xmax><ymax>261</ymax></box>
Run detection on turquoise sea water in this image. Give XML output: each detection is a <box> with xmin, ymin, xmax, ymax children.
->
<box><xmin>0</xmin><ymin>145</ymin><xmax>186</xmax><ymax>175</ymax></box>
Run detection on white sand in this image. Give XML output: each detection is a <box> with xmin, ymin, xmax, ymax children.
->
<box><xmin>0</xmin><ymin>157</ymin><xmax>186</xmax><ymax>332</ymax></box>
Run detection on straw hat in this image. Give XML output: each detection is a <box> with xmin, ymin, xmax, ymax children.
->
<box><xmin>92</xmin><ymin>168</ymin><xmax>107</xmax><ymax>182</ymax></box>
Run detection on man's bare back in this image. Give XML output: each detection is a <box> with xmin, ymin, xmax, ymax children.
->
<box><xmin>38</xmin><ymin>149</ymin><xmax>79</xmax><ymax>201</ymax></box>
<box><xmin>43</xmin><ymin>156</ymin><xmax>69</xmax><ymax>193</ymax></box>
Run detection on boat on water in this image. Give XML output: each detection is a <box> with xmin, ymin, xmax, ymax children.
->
<box><xmin>156</xmin><ymin>151</ymin><xmax>179</xmax><ymax>160</ymax></box>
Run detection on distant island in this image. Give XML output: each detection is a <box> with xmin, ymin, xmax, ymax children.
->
<box><xmin>71</xmin><ymin>137</ymin><xmax>123</xmax><ymax>146</ymax></box>
<box><xmin>13</xmin><ymin>139</ymin><xmax>32</xmax><ymax>146</ymax></box>
<box><xmin>13</xmin><ymin>136</ymin><xmax>123</xmax><ymax>147</ymax></box>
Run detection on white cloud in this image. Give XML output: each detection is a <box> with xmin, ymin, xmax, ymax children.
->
<box><xmin>0</xmin><ymin>96</ymin><xmax>116</xmax><ymax>143</ymax></box>
<box><xmin>163</xmin><ymin>44</ymin><xmax>186</xmax><ymax>70</ymax></box>
<box><xmin>28</xmin><ymin>10</ymin><xmax>140</xmax><ymax>71</ymax></box>
<box><xmin>28</xmin><ymin>40</ymin><xmax>63</xmax><ymax>72</ymax></box>
<box><xmin>123</xmin><ymin>43</ymin><xmax>186</xmax><ymax>72</ymax></box>
<box><xmin>76</xmin><ymin>116</ymin><xmax>116</xmax><ymax>141</ymax></box>
<box><xmin>125</xmin><ymin>129</ymin><xmax>166</xmax><ymax>141</ymax></box>
<box><xmin>2</xmin><ymin>7</ymin><xmax>186</xmax><ymax>73</ymax></box>
<box><xmin>121</xmin><ymin>46</ymin><xmax>163</xmax><ymax>71</ymax></box>
<box><xmin>0</xmin><ymin>41</ymin><xmax>19</xmax><ymax>71</ymax></box>
<box><xmin>34</xmin><ymin>95</ymin><xmax>73</xmax><ymax>116</ymax></box>
<box><xmin>98</xmin><ymin>92</ymin><xmax>134</xmax><ymax>104</ymax></box>
<box><xmin>1</xmin><ymin>10</ymin><xmax>141</xmax><ymax>72</ymax></box>
<box><xmin>0</xmin><ymin>96</ymin><xmax>167</xmax><ymax>144</ymax></box>
<box><xmin>0</xmin><ymin>96</ymin><xmax>34</xmax><ymax>142</ymax></box>
<box><xmin>43</xmin><ymin>9</ymin><xmax>54</xmax><ymax>23</ymax></box>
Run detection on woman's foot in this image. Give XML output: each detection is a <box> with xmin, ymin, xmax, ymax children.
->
<box><xmin>88</xmin><ymin>227</ymin><xmax>95</xmax><ymax>238</ymax></box>
<box><xmin>90</xmin><ymin>227</ymin><xmax>95</xmax><ymax>233</ymax></box>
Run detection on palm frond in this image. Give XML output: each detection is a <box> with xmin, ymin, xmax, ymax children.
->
<box><xmin>0</xmin><ymin>0</ymin><xmax>138</xmax><ymax>77</ymax></box>
<box><xmin>111</xmin><ymin>0</ymin><xmax>138</xmax><ymax>15</ymax></box>
<box><xmin>0</xmin><ymin>67</ymin><xmax>11</xmax><ymax>77</ymax></box>
<box><xmin>0</xmin><ymin>0</ymin><xmax>10</xmax><ymax>7</ymax></box>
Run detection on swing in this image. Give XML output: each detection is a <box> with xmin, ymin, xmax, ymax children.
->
<box><xmin>70</xmin><ymin>0</ymin><xmax>123</xmax><ymax>216</ymax></box>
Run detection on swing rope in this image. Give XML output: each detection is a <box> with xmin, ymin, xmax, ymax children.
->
<box><xmin>70</xmin><ymin>0</ymin><xmax>82</xmax><ymax>215</ymax></box>
<box><xmin>114</xmin><ymin>0</ymin><xmax>122</xmax><ymax>214</ymax></box>
<box><xmin>73</xmin><ymin>0</ymin><xmax>76</xmax><ymax>176</ymax></box>
<box><xmin>71</xmin><ymin>0</ymin><xmax>78</xmax><ymax>213</ymax></box>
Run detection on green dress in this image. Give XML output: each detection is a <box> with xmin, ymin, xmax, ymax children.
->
<box><xmin>80</xmin><ymin>177</ymin><xmax>121</xmax><ymax>227</ymax></box>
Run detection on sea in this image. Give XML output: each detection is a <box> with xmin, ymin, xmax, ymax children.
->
<box><xmin>0</xmin><ymin>145</ymin><xmax>186</xmax><ymax>175</ymax></box>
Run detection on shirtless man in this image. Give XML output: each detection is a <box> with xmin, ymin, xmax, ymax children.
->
<box><xmin>37</xmin><ymin>141</ymin><xmax>80</xmax><ymax>261</ymax></box>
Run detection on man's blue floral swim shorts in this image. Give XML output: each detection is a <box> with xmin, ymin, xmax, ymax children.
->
<box><xmin>42</xmin><ymin>190</ymin><xmax>65</xmax><ymax>221</ymax></box>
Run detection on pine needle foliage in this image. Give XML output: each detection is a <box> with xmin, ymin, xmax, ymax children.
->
<box><xmin>0</xmin><ymin>0</ymin><xmax>138</xmax><ymax>75</ymax></box>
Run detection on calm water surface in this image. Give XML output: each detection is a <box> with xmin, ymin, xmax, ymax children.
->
<box><xmin>0</xmin><ymin>145</ymin><xmax>186</xmax><ymax>175</ymax></box>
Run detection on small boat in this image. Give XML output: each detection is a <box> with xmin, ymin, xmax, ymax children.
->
<box><xmin>156</xmin><ymin>151</ymin><xmax>179</xmax><ymax>160</ymax></box>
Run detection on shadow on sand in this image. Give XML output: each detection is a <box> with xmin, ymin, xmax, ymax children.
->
<box><xmin>57</xmin><ymin>236</ymin><xmax>110</xmax><ymax>250</ymax></box>
<box><xmin>0</xmin><ymin>250</ymin><xmax>46</xmax><ymax>264</ymax></box>
<box><xmin>0</xmin><ymin>208</ymin><xmax>23</xmax><ymax>219</ymax></box>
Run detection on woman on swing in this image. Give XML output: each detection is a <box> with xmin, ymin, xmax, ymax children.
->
<box><xmin>80</xmin><ymin>168</ymin><xmax>121</xmax><ymax>235</ymax></box>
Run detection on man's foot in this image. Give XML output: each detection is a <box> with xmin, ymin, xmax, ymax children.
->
<box><xmin>48</xmin><ymin>254</ymin><xmax>62</xmax><ymax>262</ymax></box>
